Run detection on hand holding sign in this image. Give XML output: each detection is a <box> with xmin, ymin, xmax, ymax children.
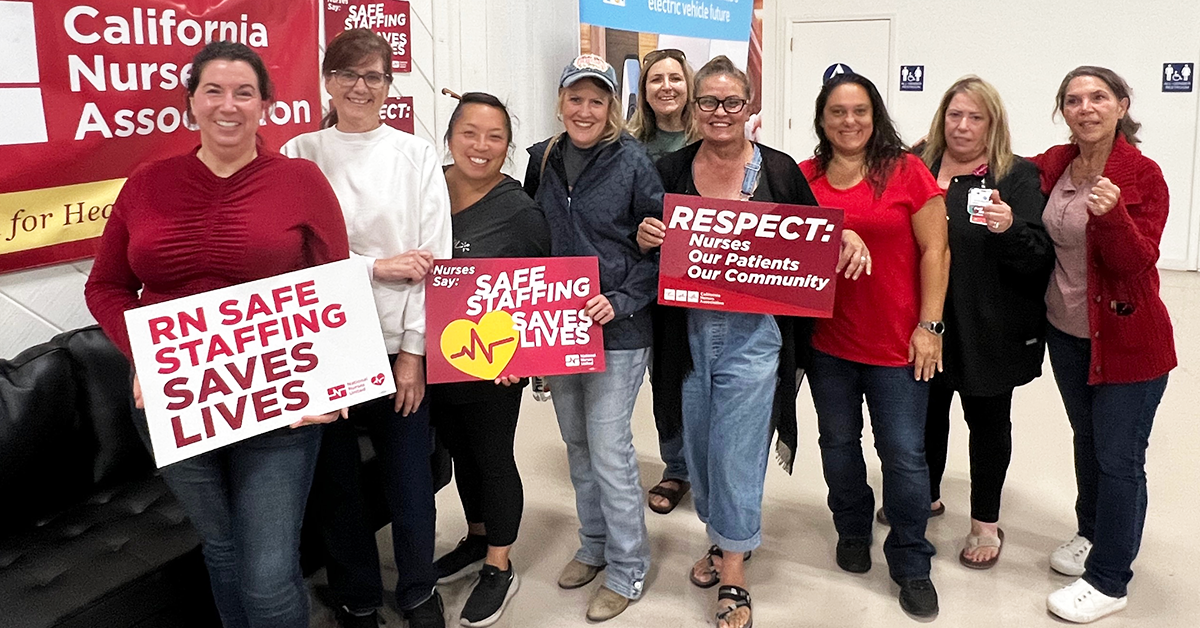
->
<box><xmin>374</xmin><ymin>249</ymin><xmax>434</xmax><ymax>283</ymax></box>
<box><xmin>836</xmin><ymin>230</ymin><xmax>872</xmax><ymax>279</ymax></box>
<box><xmin>637</xmin><ymin>217</ymin><xmax>667</xmax><ymax>253</ymax></box>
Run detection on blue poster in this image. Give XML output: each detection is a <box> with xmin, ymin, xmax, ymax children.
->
<box><xmin>900</xmin><ymin>65</ymin><xmax>924</xmax><ymax>92</ymax></box>
<box><xmin>580</xmin><ymin>0</ymin><xmax>753</xmax><ymax>42</ymax></box>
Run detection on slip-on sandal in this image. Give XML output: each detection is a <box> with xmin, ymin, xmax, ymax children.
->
<box><xmin>716</xmin><ymin>585</ymin><xmax>753</xmax><ymax>628</ymax></box>
<box><xmin>690</xmin><ymin>545</ymin><xmax>753</xmax><ymax>589</ymax></box>
<box><xmin>959</xmin><ymin>528</ymin><xmax>1004</xmax><ymax>570</ymax></box>
<box><xmin>647</xmin><ymin>479</ymin><xmax>691</xmax><ymax>515</ymax></box>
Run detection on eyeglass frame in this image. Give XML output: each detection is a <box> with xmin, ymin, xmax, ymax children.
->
<box><xmin>641</xmin><ymin>48</ymin><xmax>687</xmax><ymax>67</ymax></box>
<box><xmin>694</xmin><ymin>95</ymin><xmax>748</xmax><ymax>114</ymax></box>
<box><xmin>328</xmin><ymin>68</ymin><xmax>393</xmax><ymax>89</ymax></box>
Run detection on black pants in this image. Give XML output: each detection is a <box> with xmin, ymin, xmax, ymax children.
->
<box><xmin>432</xmin><ymin>386</ymin><xmax>524</xmax><ymax>547</ymax></box>
<box><xmin>924</xmin><ymin>377</ymin><xmax>1013</xmax><ymax>523</ymax></box>
<box><xmin>312</xmin><ymin>391</ymin><xmax>438</xmax><ymax>613</ymax></box>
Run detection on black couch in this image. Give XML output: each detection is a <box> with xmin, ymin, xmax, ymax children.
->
<box><xmin>0</xmin><ymin>326</ymin><xmax>219</xmax><ymax>628</ymax></box>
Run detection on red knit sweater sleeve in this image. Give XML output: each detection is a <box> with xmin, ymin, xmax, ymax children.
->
<box><xmin>1090</xmin><ymin>156</ymin><xmax>1169</xmax><ymax>279</ymax></box>
<box><xmin>84</xmin><ymin>168</ymin><xmax>148</xmax><ymax>359</ymax></box>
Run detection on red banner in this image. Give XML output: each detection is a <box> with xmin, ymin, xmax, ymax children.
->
<box><xmin>425</xmin><ymin>258</ymin><xmax>607</xmax><ymax>384</ymax></box>
<box><xmin>380</xmin><ymin>95</ymin><xmax>414</xmax><ymax>134</ymax></box>
<box><xmin>0</xmin><ymin>0</ymin><xmax>320</xmax><ymax>274</ymax></box>
<box><xmin>323</xmin><ymin>0</ymin><xmax>411</xmax><ymax>73</ymax></box>
<box><xmin>658</xmin><ymin>193</ymin><xmax>844</xmax><ymax>317</ymax></box>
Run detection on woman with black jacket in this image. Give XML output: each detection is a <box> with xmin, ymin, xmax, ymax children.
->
<box><xmin>521</xmin><ymin>54</ymin><xmax>664</xmax><ymax>623</ymax></box>
<box><xmin>637</xmin><ymin>57</ymin><xmax>869</xmax><ymax>628</ymax></box>
<box><xmin>908</xmin><ymin>76</ymin><xmax>1053</xmax><ymax>570</ymax></box>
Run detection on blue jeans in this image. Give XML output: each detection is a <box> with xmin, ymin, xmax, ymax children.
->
<box><xmin>312</xmin><ymin>391</ymin><xmax>437</xmax><ymax>612</ymax></box>
<box><xmin>1046</xmin><ymin>325</ymin><xmax>1168</xmax><ymax>597</ymax></box>
<box><xmin>548</xmin><ymin>348</ymin><xmax>651</xmax><ymax>600</ymax></box>
<box><xmin>658</xmin><ymin>430</ymin><xmax>689</xmax><ymax>483</ymax></box>
<box><xmin>808</xmin><ymin>350</ymin><xmax>935</xmax><ymax>582</ymax></box>
<box><xmin>682</xmin><ymin>310</ymin><xmax>780</xmax><ymax>552</ymax></box>
<box><xmin>133</xmin><ymin>402</ymin><xmax>321</xmax><ymax>628</ymax></box>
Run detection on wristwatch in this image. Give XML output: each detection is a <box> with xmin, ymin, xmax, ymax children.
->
<box><xmin>918</xmin><ymin>320</ymin><xmax>946</xmax><ymax>336</ymax></box>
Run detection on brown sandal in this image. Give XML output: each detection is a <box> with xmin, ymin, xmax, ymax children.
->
<box><xmin>689</xmin><ymin>545</ymin><xmax>753</xmax><ymax>588</ymax></box>
<box><xmin>959</xmin><ymin>528</ymin><xmax>1004</xmax><ymax>570</ymax></box>
<box><xmin>648</xmin><ymin>479</ymin><xmax>690</xmax><ymax>514</ymax></box>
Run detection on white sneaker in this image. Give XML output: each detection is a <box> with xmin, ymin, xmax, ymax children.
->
<box><xmin>1051</xmin><ymin>535</ymin><xmax>1093</xmax><ymax>576</ymax></box>
<box><xmin>1047</xmin><ymin>579</ymin><xmax>1127</xmax><ymax>623</ymax></box>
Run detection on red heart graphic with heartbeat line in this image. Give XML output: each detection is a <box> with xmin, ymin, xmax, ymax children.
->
<box><xmin>371</xmin><ymin>373</ymin><xmax>386</xmax><ymax>386</ymax></box>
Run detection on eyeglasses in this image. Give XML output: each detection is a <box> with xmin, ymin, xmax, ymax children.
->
<box><xmin>695</xmin><ymin>95</ymin><xmax>747</xmax><ymax>113</ymax></box>
<box><xmin>329</xmin><ymin>69</ymin><xmax>392</xmax><ymax>89</ymax></box>
<box><xmin>643</xmin><ymin>48</ymin><xmax>687</xmax><ymax>67</ymax></box>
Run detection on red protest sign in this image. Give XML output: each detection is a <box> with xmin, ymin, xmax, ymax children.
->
<box><xmin>324</xmin><ymin>0</ymin><xmax>411</xmax><ymax>73</ymax></box>
<box><xmin>425</xmin><ymin>258</ymin><xmax>606</xmax><ymax>384</ymax></box>
<box><xmin>658</xmin><ymin>193</ymin><xmax>844</xmax><ymax>317</ymax></box>
<box><xmin>380</xmin><ymin>96</ymin><xmax>413</xmax><ymax>134</ymax></box>
<box><xmin>0</xmin><ymin>0</ymin><xmax>321</xmax><ymax>274</ymax></box>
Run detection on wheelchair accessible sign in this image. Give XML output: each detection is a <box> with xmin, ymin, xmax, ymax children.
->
<box><xmin>1163</xmin><ymin>63</ymin><xmax>1193</xmax><ymax>92</ymax></box>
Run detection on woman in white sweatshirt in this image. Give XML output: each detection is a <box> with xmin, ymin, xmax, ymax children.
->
<box><xmin>281</xmin><ymin>28</ymin><xmax>452</xmax><ymax>628</ymax></box>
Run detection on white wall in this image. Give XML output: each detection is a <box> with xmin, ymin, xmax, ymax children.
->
<box><xmin>0</xmin><ymin>0</ymin><xmax>578</xmax><ymax>358</ymax></box>
<box><xmin>762</xmin><ymin>0</ymin><xmax>1200</xmax><ymax>272</ymax></box>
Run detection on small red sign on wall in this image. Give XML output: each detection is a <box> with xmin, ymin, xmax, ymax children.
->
<box><xmin>324</xmin><ymin>0</ymin><xmax>411</xmax><ymax>73</ymax></box>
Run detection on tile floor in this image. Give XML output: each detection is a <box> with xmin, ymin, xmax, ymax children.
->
<box><xmin>310</xmin><ymin>269</ymin><xmax>1200</xmax><ymax>627</ymax></box>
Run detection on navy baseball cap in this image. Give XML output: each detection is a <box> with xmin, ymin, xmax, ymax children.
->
<box><xmin>560</xmin><ymin>54</ymin><xmax>617</xmax><ymax>93</ymax></box>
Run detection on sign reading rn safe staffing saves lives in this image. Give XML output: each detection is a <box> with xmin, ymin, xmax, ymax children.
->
<box><xmin>425</xmin><ymin>258</ymin><xmax>606</xmax><ymax>384</ymax></box>
<box><xmin>125</xmin><ymin>259</ymin><xmax>393</xmax><ymax>467</ymax></box>
<box><xmin>658</xmin><ymin>194</ymin><xmax>844</xmax><ymax>317</ymax></box>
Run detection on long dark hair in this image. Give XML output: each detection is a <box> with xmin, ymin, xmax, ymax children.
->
<box><xmin>813</xmin><ymin>73</ymin><xmax>906</xmax><ymax>195</ymax></box>
<box><xmin>320</xmin><ymin>28</ymin><xmax>393</xmax><ymax>129</ymax></box>
<box><xmin>1054</xmin><ymin>65</ymin><xmax>1141</xmax><ymax>146</ymax></box>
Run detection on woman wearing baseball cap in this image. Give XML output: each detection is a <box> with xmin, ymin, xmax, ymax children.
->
<box><xmin>523</xmin><ymin>53</ymin><xmax>664</xmax><ymax>622</ymax></box>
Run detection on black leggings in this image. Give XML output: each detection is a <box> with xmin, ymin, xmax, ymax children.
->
<box><xmin>924</xmin><ymin>378</ymin><xmax>1013</xmax><ymax>523</ymax></box>
<box><xmin>432</xmin><ymin>386</ymin><xmax>524</xmax><ymax>547</ymax></box>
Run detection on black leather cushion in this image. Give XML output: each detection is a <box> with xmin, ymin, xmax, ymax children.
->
<box><xmin>53</xmin><ymin>327</ymin><xmax>151</xmax><ymax>486</ymax></box>
<box><xmin>0</xmin><ymin>475</ymin><xmax>213</xmax><ymax>628</ymax></box>
<box><xmin>0</xmin><ymin>344</ymin><xmax>93</xmax><ymax>537</ymax></box>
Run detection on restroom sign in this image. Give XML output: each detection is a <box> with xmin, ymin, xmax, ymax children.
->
<box><xmin>1163</xmin><ymin>63</ymin><xmax>1193</xmax><ymax>92</ymax></box>
<box><xmin>823</xmin><ymin>63</ymin><xmax>853</xmax><ymax>84</ymax></box>
<box><xmin>900</xmin><ymin>65</ymin><xmax>924</xmax><ymax>91</ymax></box>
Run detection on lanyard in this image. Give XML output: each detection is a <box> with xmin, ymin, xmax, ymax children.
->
<box><xmin>740</xmin><ymin>144</ymin><xmax>763</xmax><ymax>200</ymax></box>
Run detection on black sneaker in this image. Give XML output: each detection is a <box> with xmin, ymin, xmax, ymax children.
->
<box><xmin>460</xmin><ymin>563</ymin><xmax>519</xmax><ymax>627</ymax></box>
<box><xmin>898</xmin><ymin>578</ymin><xmax>939</xmax><ymax>618</ymax></box>
<box><xmin>334</xmin><ymin>606</ymin><xmax>379</xmax><ymax>628</ymax></box>
<box><xmin>835</xmin><ymin>537</ymin><xmax>872</xmax><ymax>573</ymax></box>
<box><xmin>403</xmin><ymin>590</ymin><xmax>445</xmax><ymax>628</ymax></box>
<box><xmin>435</xmin><ymin>535</ymin><xmax>488</xmax><ymax>584</ymax></box>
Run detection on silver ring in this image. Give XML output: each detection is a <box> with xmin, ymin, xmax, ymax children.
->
<box><xmin>1089</xmin><ymin>193</ymin><xmax>1099</xmax><ymax>201</ymax></box>
<box><xmin>860</xmin><ymin>255</ymin><xmax>867</xmax><ymax>262</ymax></box>
<box><xmin>991</xmin><ymin>221</ymin><xmax>999</xmax><ymax>228</ymax></box>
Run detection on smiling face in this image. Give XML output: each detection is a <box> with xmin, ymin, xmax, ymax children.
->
<box><xmin>694</xmin><ymin>74</ymin><xmax>749</xmax><ymax>145</ymax></box>
<box><xmin>325</xmin><ymin>55</ymin><xmax>389</xmax><ymax>132</ymax></box>
<box><xmin>448</xmin><ymin>103</ymin><xmax>509</xmax><ymax>183</ymax></box>
<box><xmin>560</xmin><ymin>78</ymin><xmax>612</xmax><ymax>149</ymax></box>
<box><xmin>188</xmin><ymin>59</ymin><xmax>265</xmax><ymax>154</ymax></box>
<box><xmin>943</xmin><ymin>91</ymin><xmax>990</xmax><ymax>162</ymax></box>
<box><xmin>644</xmin><ymin>57</ymin><xmax>688</xmax><ymax>121</ymax></box>
<box><xmin>1062</xmin><ymin>75</ymin><xmax>1128</xmax><ymax>148</ymax></box>
<box><xmin>821</xmin><ymin>83</ymin><xmax>873</xmax><ymax>158</ymax></box>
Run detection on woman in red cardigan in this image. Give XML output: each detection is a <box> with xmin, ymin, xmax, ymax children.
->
<box><xmin>1030</xmin><ymin>66</ymin><xmax>1176</xmax><ymax>624</ymax></box>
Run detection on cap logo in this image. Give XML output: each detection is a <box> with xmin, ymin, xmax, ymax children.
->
<box><xmin>573</xmin><ymin>54</ymin><xmax>609</xmax><ymax>72</ymax></box>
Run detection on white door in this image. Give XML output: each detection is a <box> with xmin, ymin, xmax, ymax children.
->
<box><xmin>782</xmin><ymin>19</ymin><xmax>892</xmax><ymax>160</ymax></box>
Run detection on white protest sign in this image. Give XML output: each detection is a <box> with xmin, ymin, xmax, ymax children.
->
<box><xmin>124</xmin><ymin>258</ymin><xmax>395</xmax><ymax>467</ymax></box>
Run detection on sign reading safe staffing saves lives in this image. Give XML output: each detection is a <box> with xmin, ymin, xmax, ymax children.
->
<box><xmin>425</xmin><ymin>257</ymin><xmax>606</xmax><ymax>384</ymax></box>
<box><xmin>125</xmin><ymin>259</ymin><xmax>394</xmax><ymax>467</ymax></box>
<box><xmin>658</xmin><ymin>194</ymin><xmax>844</xmax><ymax>317</ymax></box>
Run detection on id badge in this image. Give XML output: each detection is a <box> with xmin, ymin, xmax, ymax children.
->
<box><xmin>967</xmin><ymin>187</ymin><xmax>991</xmax><ymax>225</ymax></box>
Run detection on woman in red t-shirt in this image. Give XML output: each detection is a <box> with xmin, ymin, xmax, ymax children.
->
<box><xmin>798</xmin><ymin>72</ymin><xmax>949</xmax><ymax>619</ymax></box>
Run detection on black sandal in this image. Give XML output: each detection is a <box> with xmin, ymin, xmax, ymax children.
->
<box><xmin>689</xmin><ymin>545</ymin><xmax>753</xmax><ymax>588</ymax></box>
<box><xmin>647</xmin><ymin>479</ymin><xmax>691</xmax><ymax>514</ymax></box>
<box><xmin>716</xmin><ymin>585</ymin><xmax>753</xmax><ymax>628</ymax></box>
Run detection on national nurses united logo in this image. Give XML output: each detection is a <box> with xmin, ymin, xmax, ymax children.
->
<box><xmin>0</xmin><ymin>2</ymin><xmax>49</xmax><ymax>146</ymax></box>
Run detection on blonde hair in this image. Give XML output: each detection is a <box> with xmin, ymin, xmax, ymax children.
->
<box><xmin>627</xmin><ymin>49</ymin><xmax>699</xmax><ymax>143</ymax></box>
<box><xmin>556</xmin><ymin>77</ymin><xmax>625</xmax><ymax>146</ymax></box>
<box><xmin>923</xmin><ymin>75</ymin><xmax>1015</xmax><ymax>182</ymax></box>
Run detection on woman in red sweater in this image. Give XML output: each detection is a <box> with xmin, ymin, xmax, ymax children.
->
<box><xmin>1032</xmin><ymin>66</ymin><xmax>1176</xmax><ymax>624</ymax></box>
<box><xmin>84</xmin><ymin>42</ymin><xmax>349</xmax><ymax>628</ymax></box>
